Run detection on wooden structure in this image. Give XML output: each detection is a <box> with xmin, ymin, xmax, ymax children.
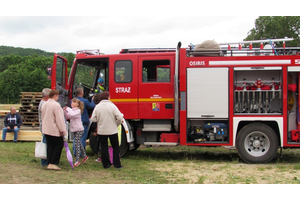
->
<box><xmin>0</xmin><ymin>93</ymin><xmax>43</xmax><ymax>142</ymax></box>
<box><xmin>19</xmin><ymin>92</ymin><xmax>42</xmax><ymax>127</ymax></box>
<box><xmin>0</xmin><ymin>130</ymin><xmax>42</xmax><ymax>141</ymax></box>
<box><xmin>0</xmin><ymin>115</ymin><xmax>42</xmax><ymax>142</ymax></box>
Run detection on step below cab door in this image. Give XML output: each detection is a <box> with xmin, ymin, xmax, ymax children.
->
<box><xmin>51</xmin><ymin>54</ymin><xmax>69</xmax><ymax>107</ymax></box>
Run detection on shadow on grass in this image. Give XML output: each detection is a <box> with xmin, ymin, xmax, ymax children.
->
<box><xmin>123</xmin><ymin>146</ymin><xmax>300</xmax><ymax>164</ymax></box>
<box><xmin>125</xmin><ymin>146</ymin><xmax>240</xmax><ymax>163</ymax></box>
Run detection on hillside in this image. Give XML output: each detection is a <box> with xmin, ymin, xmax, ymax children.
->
<box><xmin>0</xmin><ymin>45</ymin><xmax>55</xmax><ymax>57</ymax></box>
<box><xmin>0</xmin><ymin>45</ymin><xmax>75</xmax><ymax>103</ymax></box>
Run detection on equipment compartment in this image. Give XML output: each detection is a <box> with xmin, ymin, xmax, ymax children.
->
<box><xmin>187</xmin><ymin>120</ymin><xmax>229</xmax><ymax>143</ymax></box>
<box><xmin>234</xmin><ymin>68</ymin><xmax>283</xmax><ymax>114</ymax></box>
<box><xmin>187</xmin><ymin>68</ymin><xmax>228</xmax><ymax>119</ymax></box>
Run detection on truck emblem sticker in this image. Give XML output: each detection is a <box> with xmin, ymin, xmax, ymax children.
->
<box><xmin>152</xmin><ymin>103</ymin><xmax>160</xmax><ymax>111</ymax></box>
<box><xmin>115</xmin><ymin>87</ymin><xmax>131</xmax><ymax>93</ymax></box>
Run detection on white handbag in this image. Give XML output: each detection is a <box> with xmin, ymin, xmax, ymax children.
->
<box><xmin>35</xmin><ymin>138</ymin><xmax>47</xmax><ymax>160</ymax></box>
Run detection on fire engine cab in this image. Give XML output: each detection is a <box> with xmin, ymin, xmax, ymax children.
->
<box><xmin>51</xmin><ymin>38</ymin><xmax>300</xmax><ymax>163</ymax></box>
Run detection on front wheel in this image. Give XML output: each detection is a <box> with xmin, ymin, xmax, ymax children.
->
<box><xmin>236</xmin><ymin>123</ymin><xmax>278</xmax><ymax>163</ymax></box>
<box><xmin>89</xmin><ymin>131</ymin><xmax>100</xmax><ymax>155</ymax></box>
<box><xmin>89</xmin><ymin>125</ymin><xmax>128</xmax><ymax>157</ymax></box>
<box><xmin>119</xmin><ymin>125</ymin><xmax>129</xmax><ymax>157</ymax></box>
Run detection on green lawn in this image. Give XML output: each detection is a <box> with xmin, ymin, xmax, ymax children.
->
<box><xmin>1</xmin><ymin>142</ymin><xmax>300</xmax><ymax>184</ymax></box>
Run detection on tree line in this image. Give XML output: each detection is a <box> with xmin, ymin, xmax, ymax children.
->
<box><xmin>0</xmin><ymin>45</ymin><xmax>54</xmax><ymax>57</ymax></box>
<box><xmin>0</xmin><ymin>49</ymin><xmax>74</xmax><ymax>104</ymax></box>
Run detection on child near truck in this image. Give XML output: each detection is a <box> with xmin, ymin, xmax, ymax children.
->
<box><xmin>63</xmin><ymin>98</ymin><xmax>89</xmax><ymax>167</ymax></box>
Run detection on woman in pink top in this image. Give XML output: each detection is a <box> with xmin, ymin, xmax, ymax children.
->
<box><xmin>41</xmin><ymin>90</ymin><xmax>67</xmax><ymax>170</ymax></box>
<box><xmin>63</xmin><ymin>98</ymin><xmax>89</xmax><ymax>167</ymax></box>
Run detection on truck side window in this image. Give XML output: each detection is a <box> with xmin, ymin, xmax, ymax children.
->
<box><xmin>142</xmin><ymin>60</ymin><xmax>170</xmax><ymax>82</ymax></box>
<box><xmin>115</xmin><ymin>60</ymin><xmax>132</xmax><ymax>83</ymax></box>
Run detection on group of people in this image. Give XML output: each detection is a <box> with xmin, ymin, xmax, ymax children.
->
<box><xmin>38</xmin><ymin>86</ymin><xmax>123</xmax><ymax>170</ymax></box>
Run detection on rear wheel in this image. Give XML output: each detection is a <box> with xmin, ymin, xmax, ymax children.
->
<box><xmin>236</xmin><ymin>123</ymin><xmax>278</xmax><ymax>163</ymax></box>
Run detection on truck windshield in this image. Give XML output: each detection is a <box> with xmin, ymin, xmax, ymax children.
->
<box><xmin>72</xmin><ymin>59</ymin><xmax>108</xmax><ymax>98</ymax></box>
<box><xmin>74</xmin><ymin>62</ymin><xmax>96</xmax><ymax>89</ymax></box>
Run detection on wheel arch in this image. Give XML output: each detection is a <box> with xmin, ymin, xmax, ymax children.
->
<box><xmin>122</xmin><ymin>119</ymin><xmax>134</xmax><ymax>143</ymax></box>
<box><xmin>233</xmin><ymin>118</ymin><xmax>283</xmax><ymax>147</ymax></box>
<box><xmin>122</xmin><ymin>119</ymin><xmax>137</xmax><ymax>150</ymax></box>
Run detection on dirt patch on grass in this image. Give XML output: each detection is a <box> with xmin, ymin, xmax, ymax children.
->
<box><xmin>0</xmin><ymin>163</ymin><xmax>129</xmax><ymax>184</ymax></box>
<box><xmin>152</xmin><ymin>162</ymin><xmax>300</xmax><ymax>184</ymax></box>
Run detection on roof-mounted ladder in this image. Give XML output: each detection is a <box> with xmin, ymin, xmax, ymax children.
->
<box><xmin>188</xmin><ymin>38</ymin><xmax>299</xmax><ymax>57</ymax></box>
<box><xmin>219</xmin><ymin>38</ymin><xmax>294</xmax><ymax>51</ymax></box>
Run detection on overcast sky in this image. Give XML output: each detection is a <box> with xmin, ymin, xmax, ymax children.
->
<box><xmin>0</xmin><ymin>16</ymin><xmax>259</xmax><ymax>54</ymax></box>
<box><xmin>2</xmin><ymin>1</ymin><xmax>295</xmax><ymax>55</ymax></box>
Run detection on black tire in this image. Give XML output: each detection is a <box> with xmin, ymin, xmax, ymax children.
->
<box><xmin>89</xmin><ymin>131</ymin><xmax>100</xmax><ymax>155</ymax></box>
<box><xmin>131</xmin><ymin>143</ymin><xmax>140</xmax><ymax>151</ymax></box>
<box><xmin>89</xmin><ymin>125</ymin><xmax>129</xmax><ymax>157</ymax></box>
<box><xmin>119</xmin><ymin>125</ymin><xmax>129</xmax><ymax>157</ymax></box>
<box><xmin>236</xmin><ymin>123</ymin><xmax>278</xmax><ymax>163</ymax></box>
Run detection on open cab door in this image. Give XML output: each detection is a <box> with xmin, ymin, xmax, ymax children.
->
<box><xmin>51</xmin><ymin>54</ymin><xmax>69</xmax><ymax>107</ymax></box>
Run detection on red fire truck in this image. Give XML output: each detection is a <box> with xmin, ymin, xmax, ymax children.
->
<box><xmin>50</xmin><ymin>38</ymin><xmax>300</xmax><ymax>163</ymax></box>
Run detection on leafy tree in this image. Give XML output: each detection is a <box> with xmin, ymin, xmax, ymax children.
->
<box><xmin>0</xmin><ymin>45</ymin><xmax>76</xmax><ymax>103</ymax></box>
<box><xmin>0</xmin><ymin>65</ymin><xmax>21</xmax><ymax>103</ymax></box>
<box><xmin>0</xmin><ymin>54</ymin><xmax>26</xmax><ymax>72</ymax></box>
<box><xmin>58</xmin><ymin>52</ymin><xmax>75</xmax><ymax>69</ymax></box>
<box><xmin>244</xmin><ymin>16</ymin><xmax>300</xmax><ymax>47</ymax></box>
<box><xmin>0</xmin><ymin>55</ymin><xmax>52</xmax><ymax>103</ymax></box>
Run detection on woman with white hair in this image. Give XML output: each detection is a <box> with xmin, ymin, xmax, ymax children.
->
<box><xmin>38</xmin><ymin>88</ymin><xmax>51</xmax><ymax>167</ymax></box>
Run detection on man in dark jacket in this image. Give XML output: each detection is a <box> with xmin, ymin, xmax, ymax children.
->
<box><xmin>2</xmin><ymin>107</ymin><xmax>22</xmax><ymax>142</ymax></box>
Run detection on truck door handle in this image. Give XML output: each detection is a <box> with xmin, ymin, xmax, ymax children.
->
<box><xmin>165</xmin><ymin>104</ymin><xmax>173</xmax><ymax>109</ymax></box>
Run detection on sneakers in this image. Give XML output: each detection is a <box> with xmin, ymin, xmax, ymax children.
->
<box><xmin>74</xmin><ymin>161</ymin><xmax>80</xmax><ymax>167</ymax></box>
<box><xmin>95</xmin><ymin>157</ymin><xmax>102</xmax><ymax>162</ymax></box>
<box><xmin>74</xmin><ymin>157</ymin><xmax>89</xmax><ymax>167</ymax></box>
<box><xmin>115</xmin><ymin>166</ymin><xmax>123</xmax><ymax>169</ymax></box>
<box><xmin>81</xmin><ymin>156</ymin><xmax>89</xmax><ymax>164</ymax></box>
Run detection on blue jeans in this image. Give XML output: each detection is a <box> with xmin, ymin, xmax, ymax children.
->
<box><xmin>73</xmin><ymin>124</ymin><xmax>89</xmax><ymax>156</ymax></box>
<box><xmin>41</xmin><ymin>134</ymin><xmax>48</xmax><ymax>166</ymax></box>
<box><xmin>2</xmin><ymin>127</ymin><xmax>19</xmax><ymax>142</ymax></box>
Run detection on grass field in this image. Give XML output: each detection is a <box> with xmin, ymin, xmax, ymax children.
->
<box><xmin>1</xmin><ymin>141</ymin><xmax>300</xmax><ymax>185</ymax></box>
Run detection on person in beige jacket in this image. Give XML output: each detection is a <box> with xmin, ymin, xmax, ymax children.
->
<box><xmin>41</xmin><ymin>90</ymin><xmax>67</xmax><ymax>170</ymax></box>
<box><xmin>91</xmin><ymin>91</ymin><xmax>124</xmax><ymax>169</ymax></box>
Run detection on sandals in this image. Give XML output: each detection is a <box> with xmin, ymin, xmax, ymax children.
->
<box><xmin>47</xmin><ymin>164</ymin><xmax>61</xmax><ymax>170</ymax></box>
